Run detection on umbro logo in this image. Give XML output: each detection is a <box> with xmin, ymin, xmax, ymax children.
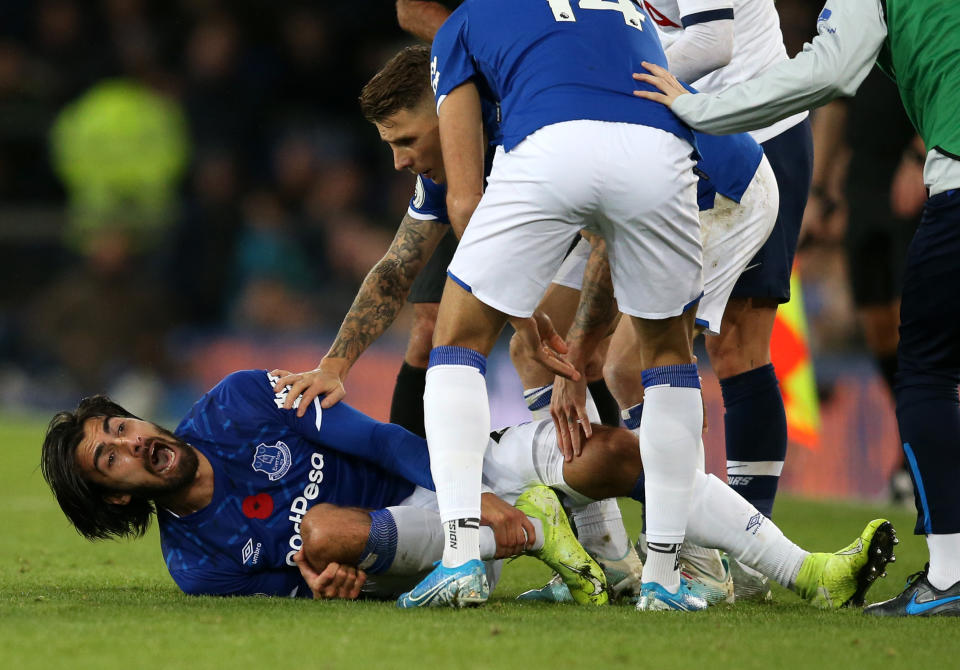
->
<box><xmin>242</xmin><ymin>538</ymin><xmax>263</xmax><ymax>565</ymax></box>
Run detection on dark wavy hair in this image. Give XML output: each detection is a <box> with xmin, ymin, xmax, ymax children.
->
<box><xmin>40</xmin><ymin>395</ymin><xmax>155</xmax><ymax>541</ymax></box>
<box><xmin>359</xmin><ymin>44</ymin><xmax>432</xmax><ymax>124</ymax></box>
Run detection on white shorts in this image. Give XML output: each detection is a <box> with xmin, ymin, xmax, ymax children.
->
<box><xmin>447</xmin><ymin>120</ymin><xmax>702</xmax><ymax>319</ymax></box>
<box><xmin>400</xmin><ymin>420</ymin><xmax>590</xmax><ymax>511</ymax></box>
<box><xmin>550</xmin><ymin>155</ymin><xmax>778</xmax><ymax>335</ymax></box>
<box><xmin>481</xmin><ymin>420</ymin><xmax>595</xmax><ymax>509</ymax></box>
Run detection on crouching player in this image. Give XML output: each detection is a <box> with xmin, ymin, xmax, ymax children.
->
<box><xmin>42</xmin><ymin>369</ymin><xmax>896</xmax><ymax>610</ymax></box>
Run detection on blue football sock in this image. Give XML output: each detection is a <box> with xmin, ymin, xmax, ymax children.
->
<box><xmin>621</xmin><ymin>402</ymin><xmax>643</xmax><ymax>430</ymax></box>
<box><xmin>720</xmin><ymin>363</ymin><xmax>786</xmax><ymax>518</ymax></box>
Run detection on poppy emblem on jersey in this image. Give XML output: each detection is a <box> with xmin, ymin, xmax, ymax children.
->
<box><xmin>251</xmin><ymin>441</ymin><xmax>292</xmax><ymax>481</ymax></box>
<box><xmin>242</xmin><ymin>493</ymin><xmax>274</xmax><ymax>519</ymax></box>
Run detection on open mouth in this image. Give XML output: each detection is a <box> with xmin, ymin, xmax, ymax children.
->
<box><xmin>149</xmin><ymin>442</ymin><xmax>177</xmax><ymax>475</ymax></box>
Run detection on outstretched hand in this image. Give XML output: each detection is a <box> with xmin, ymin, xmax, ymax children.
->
<box><xmin>270</xmin><ymin>365</ymin><xmax>346</xmax><ymax>416</ymax></box>
<box><xmin>510</xmin><ymin>311</ymin><xmax>581</xmax><ymax>381</ymax></box>
<box><xmin>632</xmin><ymin>61</ymin><xmax>690</xmax><ymax>107</ymax></box>
<box><xmin>550</xmin><ymin>374</ymin><xmax>592</xmax><ymax>462</ymax></box>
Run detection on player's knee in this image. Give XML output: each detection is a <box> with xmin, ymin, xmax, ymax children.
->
<box><xmin>583</xmin><ymin>349</ymin><xmax>605</xmax><ymax>382</ymax></box>
<box><xmin>579</xmin><ymin>427</ymin><xmax>642</xmax><ymax>491</ymax></box>
<box><xmin>706</xmin><ymin>302</ymin><xmax>775</xmax><ymax>377</ymax></box>
<box><xmin>606</xmin><ymin>427</ymin><xmax>641</xmax><ymax>464</ymax></box>
<box><xmin>705</xmin><ymin>331</ymin><xmax>768</xmax><ymax>378</ymax></box>
<box><xmin>601</xmin><ymin>355</ymin><xmax>633</xmax><ymax>407</ymax></box>
<box><xmin>406</xmin><ymin>305</ymin><xmax>438</xmax><ymax>367</ymax></box>
<box><xmin>587</xmin><ymin>426</ymin><xmax>639</xmax><ymax>463</ymax></box>
<box><xmin>508</xmin><ymin>330</ymin><xmax>529</xmax><ymax>367</ymax></box>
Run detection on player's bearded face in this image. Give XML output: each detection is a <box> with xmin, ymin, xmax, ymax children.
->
<box><xmin>78</xmin><ymin>416</ymin><xmax>199</xmax><ymax>497</ymax></box>
<box><xmin>132</xmin><ymin>426</ymin><xmax>199</xmax><ymax>495</ymax></box>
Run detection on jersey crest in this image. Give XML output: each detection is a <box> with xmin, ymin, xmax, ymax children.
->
<box><xmin>252</xmin><ymin>441</ymin><xmax>292</xmax><ymax>481</ymax></box>
<box><xmin>414</xmin><ymin>175</ymin><xmax>426</xmax><ymax>209</ymax></box>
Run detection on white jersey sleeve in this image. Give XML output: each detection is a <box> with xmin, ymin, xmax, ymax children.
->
<box><xmin>676</xmin><ymin>0</ymin><xmax>733</xmax><ymax>26</ymax></box>
<box><xmin>665</xmin><ymin>19</ymin><xmax>734</xmax><ymax>83</ymax></box>
<box><xmin>671</xmin><ymin>0</ymin><xmax>887</xmax><ymax>134</ymax></box>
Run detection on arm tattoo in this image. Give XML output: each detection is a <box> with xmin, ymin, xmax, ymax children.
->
<box><xmin>567</xmin><ymin>237</ymin><xmax>618</xmax><ymax>353</ymax></box>
<box><xmin>326</xmin><ymin>214</ymin><xmax>447</xmax><ymax>363</ymax></box>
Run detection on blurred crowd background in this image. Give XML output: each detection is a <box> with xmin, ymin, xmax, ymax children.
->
<box><xmin>0</xmin><ymin>1</ymin><xmax>920</xmax><ymax>498</ymax></box>
<box><xmin>0</xmin><ymin>0</ymin><xmax>425</xmax><ymax>415</ymax></box>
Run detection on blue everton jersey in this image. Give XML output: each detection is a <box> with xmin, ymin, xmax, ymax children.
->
<box><xmin>694</xmin><ymin>131</ymin><xmax>764</xmax><ymax>211</ymax></box>
<box><xmin>431</xmin><ymin>0</ymin><xmax>695</xmax><ymax>152</ymax></box>
<box><xmin>159</xmin><ymin>370</ymin><xmax>434</xmax><ymax>597</ymax></box>
<box><xmin>407</xmin><ymin>129</ymin><xmax>499</xmax><ymax>226</ymax></box>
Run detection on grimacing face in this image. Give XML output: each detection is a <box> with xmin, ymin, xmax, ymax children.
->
<box><xmin>73</xmin><ymin>416</ymin><xmax>199</xmax><ymax>504</ymax></box>
<box><xmin>374</xmin><ymin>97</ymin><xmax>445</xmax><ymax>183</ymax></box>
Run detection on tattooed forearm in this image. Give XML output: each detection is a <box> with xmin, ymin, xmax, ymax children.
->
<box><xmin>326</xmin><ymin>214</ymin><xmax>447</xmax><ymax>365</ymax></box>
<box><xmin>566</xmin><ymin>237</ymin><xmax>618</xmax><ymax>363</ymax></box>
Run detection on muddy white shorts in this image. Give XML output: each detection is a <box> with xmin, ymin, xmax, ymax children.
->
<box><xmin>550</xmin><ymin>154</ymin><xmax>778</xmax><ymax>334</ymax></box>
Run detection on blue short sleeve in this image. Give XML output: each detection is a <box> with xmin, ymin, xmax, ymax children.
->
<box><xmin>407</xmin><ymin>175</ymin><xmax>450</xmax><ymax>224</ymax></box>
<box><xmin>430</xmin><ymin>9</ymin><xmax>476</xmax><ymax>109</ymax></box>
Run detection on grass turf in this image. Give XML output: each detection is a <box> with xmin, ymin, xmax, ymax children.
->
<box><xmin>2</xmin><ymin>413</ymin><xmax>957</xmax><ymax>670</ymax></box>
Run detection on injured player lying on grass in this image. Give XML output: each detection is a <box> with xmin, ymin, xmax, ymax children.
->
<box><xmin>41</xmin><ymin>369</ymin><xmax>896</xmax><ymax>609</ymax></box>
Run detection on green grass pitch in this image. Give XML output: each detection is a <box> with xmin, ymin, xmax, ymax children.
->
<box><xmin>2</xmin><ymin>413</ymin><xmax>957</xmax><ymax>670</ymax></box>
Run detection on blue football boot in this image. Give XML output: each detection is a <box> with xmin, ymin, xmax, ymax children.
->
<box><xmin>635</xmin><ymin>579</ymin><xmax>708</xmax><ymax>612</ymax></box>
<box><xmin>396</xmin><ymin>559</ymin><xmax>489</xmax><ymax>608</ymax></box>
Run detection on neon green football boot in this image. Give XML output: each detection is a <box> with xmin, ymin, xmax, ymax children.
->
<box><xmin>794</xmin><ymin>519</ymin><xmax>897</xmax><ymax>609</ymax></box>
<box><xmin>514</xmin><ymin>486</ymin><xmax>608</xmax><ymax>606</ymax></box>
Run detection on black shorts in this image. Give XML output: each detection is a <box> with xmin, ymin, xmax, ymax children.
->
<box><xmin>730</xmin><ymin>118</ymin><xmax>813</xmax><ymax>303</ymax></box>
<box><xmin>844</xmin><ymin>193</ymin><xmax>918</xmax><ymax>307</ymax></box>
<box><xmin>408</xmin><ymin>227</ymin><xmax>458</xmax><ymax>304</ymax></box>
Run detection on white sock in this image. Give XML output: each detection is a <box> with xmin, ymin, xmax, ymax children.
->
<box><xmin>424</xmin><ymin>362</ymin><xmax>490</xmax><ymax>567</ymax></box>
<box><xmin>685</xmin><ymin>472</ymin><xmax>808</xmax><ymax>589</ymax></box>
<box><xmin>637</xmin><ymin>383</ymin><xmax>702</xmax><ymax>591</ymax></box>
<box><xmin>572</xmin><ymin>499</ymin><xmax>631</xmax><ymax>560</ymax></box>
<box><xmin>442</xmin><ymin>519</ymin><xmax>480</xmax><ymax>567</ymax></box>
<box><xmin>927</xmin><ymin>533</ymin><xmax>960</xmax><ymax>590</ymax></box>
<box><xmin>523</xmin><ymin>385</ymin><xmax>601</xmax><ymax>423</ymax></box>
<box><xmin>480</xmin><ymin>518</ymin><xmax>543</xmax><ymax>558</ymax></box>
<box><xmin>385</xmin><ymin>506</ymin><xmax>445</xmax><ymax>574</ymax></box>
<box><xmin>644</xmin><ymin>542</ymin><xmax>681</xmax><ymax>590</ymax></box>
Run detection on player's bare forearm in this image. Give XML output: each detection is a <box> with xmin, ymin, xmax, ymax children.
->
<box><xmin>438</xmin><ymin>83</ymin><xmax>485</xmax><ymax>236</ymax></box>
<box><xmin>325</xmin><ymin>215</ymin><xmax>446</xmax><ymax>368</ymax></box>
<box><xmin>396</xmin><ymin>0</ymin><xmax>451</xmax><ymax>42</ymax></box>
<box><xmin>566</xmin><ymin>237</ymin><xmax>618</xmax><ymax>370</ymax></box>
<box><xmin>809</xmin><ymin>101</ymin><xmax>848</xmax><ymax>189</ymax></box>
